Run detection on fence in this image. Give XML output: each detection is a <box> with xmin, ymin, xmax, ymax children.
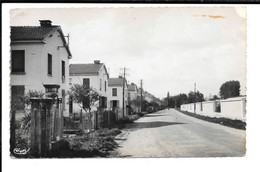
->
<box><xmin>180</xmin><ymin>96</ymin><xmax>246</xmax><ymax>121</ymax></box>
<box><xmin>64</xmin><ymin>109</ymin><xmax>119</xmax><ymax>133</ymax></box>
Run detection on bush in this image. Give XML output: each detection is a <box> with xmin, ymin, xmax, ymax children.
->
<box><xmin>54</xmin><ymin>128</ymin><xmax>122</xmax><ymax>157</ymax></box>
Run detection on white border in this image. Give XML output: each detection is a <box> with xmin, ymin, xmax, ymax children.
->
<box><xmin>2</xmin><ymin>4</ymin><xmax>260</xmax><ymax>172</ymax></box>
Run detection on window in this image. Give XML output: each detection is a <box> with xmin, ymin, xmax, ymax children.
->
<box><xmin>100</xmin><ymin>79</ymin><xmax>102</xmax><ymax>91</ymax></box>
<box><xmin>11</xmin><ymin>50</ymin><xmax>25</xmax><ymax>73</ymax></box>
<box><xmin>83</xmin><ymin>78</ymin><xmax>90</xmax><ymax>89</ymax></box>
<box><xmin>105</xmin><ymin>81</ymin><xmax>107</xmax><ymax>92</ymax></box>
<box><xmin>69</xmin><ymin>78</ymin><xmax>72</xmax><ymax>85</ymax></box>
<box><xmin>11</xmin><ymin>85</ymin><xmax>25</xmax><ymax>110</ymax></box>
<box><xmin>48</xmin><ymin>54</ymin><xmax>52</xmax><ymax>76</ymax></box>
<box><xmin>62</xmin><ymin>89</ymin><xmax>65</xmax><ymax>110</ymax></box>
<box><xmin>99</xmin><ymin>96</ymin><xmax>107</xmax><ymax>108</ymax></box>
<box><xmin>112</xmin><ymin>88</ymin><xmax>117</xmax><ymax>96</ymax></box>
<box><xmin>62</xmin><ymin>60</ymin><xmax>65</xmax><ymax>81</ymax></box>
<box><xmin>201</xmin><ymin>102</ymin><xmax>203</xmax><ymax>111</ymax></box>
<box><xmin>69</xmin><ymin>96</ymin><xmax>73</xmax><ymax>114</ymax></box>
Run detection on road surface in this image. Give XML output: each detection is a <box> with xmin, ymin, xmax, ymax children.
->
<box><xmin>112</xmin><ymin>109</ymin><xmax>246</xmax><ymax>158</ymax></box>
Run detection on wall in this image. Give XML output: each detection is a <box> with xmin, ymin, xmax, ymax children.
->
<box><xmin>69</xmin><ymin>65</ymin><xmax>109</xmax><ymax>113</ymax></box>
<box><xmin>180</xmin><ymin>96</ymin><xmax>246</xmax><ymax>121</ymax></box>
<box><xmin>11</xmin><ymin>29</ymin><xmax>71</xmax><ymax>117</ymax></box>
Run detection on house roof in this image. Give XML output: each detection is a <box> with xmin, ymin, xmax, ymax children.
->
<box><xmin>69</xmin><ymin>63</ymin><xmax>108</xmax><ymax>76</ymax></box>
<box><xmin>108</xmin><ymin>78</ymin><xmax>126</xmax><ymax>86</ymax></box>
<box><xmin>11</xmin><ymin>26</ymin><xmax>59</xmax><ymax>41</ymax></box>
<box><xmin>11</xmin><ymin>26</ymin><xmax>72</xmax><ymax>58</ymax></box>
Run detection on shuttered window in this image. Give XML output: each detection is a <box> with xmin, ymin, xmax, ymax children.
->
<box><xmin>11</xmin><ymin>50</ymin><xmax>25</xmax><ymax>73</ymax></box>
<box><xmin>48</xmin><ymin>54</ymin><xmax>52</xmax><ymax>75</ymax></box>
<box><xmin>112</xmin><ymin>88</ymin><xmax>117</xmax><ymax>96</ymax></box>
<box><xmin>99</xmin><ymin>96</ymin><xmax>107</xmax><ymax>108</ymax></box>
<box><xmin>83</xmin><ymin>78</ymin><xmax>90</xmax><ymax>89</ymax></box>
<box><xmin>62</xmin><ymin>60</ymin><xmax>65</xmax><ymax>80</ymax></box>
<box><xmin>69</xmin><ymin>96</ymin><xmax>73</xmax><ymax>114</ymax></box>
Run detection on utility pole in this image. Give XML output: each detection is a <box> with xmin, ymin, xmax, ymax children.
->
<box><xmin>194</xmin><ymin>82</ymin><xmax>196</xmax><ymax>114</ymax></box>
<box><xmin>122</xmin><ymin>67</ymin><xmax>126</xmax><ymax>117</ymax></box>
<box><xmin>140</xmin><ymin>79</ymin><xmax>143</xmax><ymax>112</ymax></box>
<box><xmin>120</xmin><ymin>67</ymin><xmax>129</xmax><ymax>117</ymax></box>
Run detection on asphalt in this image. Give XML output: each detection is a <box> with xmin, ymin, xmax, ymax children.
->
<box><xmin>113</xmin><ymin>108</ymin><xmax>246</xmax><ymax>158</ymax></box>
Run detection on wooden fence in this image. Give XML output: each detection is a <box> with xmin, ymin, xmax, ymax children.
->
<box><xmin>64</xmin><ymin>110</ymin><xmax>118</xmax><ymax>133</ymax></box>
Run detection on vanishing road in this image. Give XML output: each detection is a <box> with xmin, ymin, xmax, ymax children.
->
<box><xmin>113</xmin><ymin>109</ymin><xmax>246</xmax><ymax>158</ymax></box>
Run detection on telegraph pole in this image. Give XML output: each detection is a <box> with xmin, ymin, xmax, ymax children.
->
<box><xmin>140</xmin><ymin>79</ymin><xmax>143</xmax><ymax>112</ymax></box>
<box><xmin>122</xmin><ymin>67</ymin><xmax>126</xmax><ymax>117</ymax></box>
<box><xmin>120</xmin><ymin>67</ymin><xmax>129</xmax><ymax>117</ymax></box>
<box><xmin>194</xmin><ymin>82</ymin><xmax>196</xmax><ymax>114</ymax></box>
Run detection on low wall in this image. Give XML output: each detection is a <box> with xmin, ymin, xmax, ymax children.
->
<box><xmin>180</xmin><ymin>96</ymin><xmax>246</xmax><ymax>121</ymax></box>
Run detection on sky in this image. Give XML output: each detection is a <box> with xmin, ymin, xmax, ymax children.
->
<box><xmin>10</xmin><ymin>7</ymin><xmax>246</xmax><ymax>99</ymax></box>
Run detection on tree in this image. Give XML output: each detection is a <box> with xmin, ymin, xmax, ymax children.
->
<box><xmin>219</xmin><ymin>80</ymin><xmax>240</xmax><ymax>99</ymax></box>
<box><xmin>163</xmin><ymin>93</ymin><xmax>188</xmax><ymax>108</ymax></box>
<box><xmin>187</xmin><ymin>91</ymin><xmax>205</xmax><ymax>103</ymax></box>
<box><xmin>67</xmin><ymin>84</ymin><xmax>100</xmax><ymax>114</ymax></box>
<box><xmin>210</xmin><ymin>95</ymin><xmax>220</xmax><ymax>101</ymax></box>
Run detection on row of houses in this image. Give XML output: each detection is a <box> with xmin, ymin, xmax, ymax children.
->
<box><xmin>10</xmin><ymin>20</ymin><xmax>162</xmax><ymax>122</ymax></box>
<box><xmin>68</xmin><ymin>61</ymin><xmax>162</xmax><ymax>117</ymax></box>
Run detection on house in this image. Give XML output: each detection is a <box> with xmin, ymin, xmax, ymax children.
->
<box><xmin>108</xmin><ymin>76</ymin><xmax>128</xmax><ymax>118</ymax></box>
<box><xmin>10</xmin><ymin>20</ymin><xmax>72</xmax><ymax>118</ymax></box>
<box><xmin>144</xmin><ymin>91</ymin><xmax>153</xmax><ymax>103</ymax></box>
<box><xmin>69</xmin><ymin>60</ymin><xmax>109</xmax><ymax>113</ymax></box>
<box><xmin>127</xmin><ymin>83</ymin><xmax>138</xmax><ymax>101</ymax></box>
<box><xmin>127</xmin><ymin>83</ymin><xmax>140</xmax><ymax>113</ymax></box>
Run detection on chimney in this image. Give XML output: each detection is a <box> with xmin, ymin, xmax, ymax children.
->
<box><xmin>131</xmin><ymin>83</ymin><xmax>134</xmax><ymax>85</ymax></box>
<box><xmin>39</xmin><ymin>20</ymin><xmax>52</xmax><ymax>27</ymax></box>
<box><xmin>94</xmin><ymin>60</ymin><xmax>100</xmax><ymax>64</ymax></box>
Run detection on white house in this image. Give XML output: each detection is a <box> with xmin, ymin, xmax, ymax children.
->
<box><xmin>10</xmin><ymin>20</ymin><xmax>72</xmax><ymax>118</ymax></box>
<box><xmin>108</xmin><ymin>77</ymin><xmax>128</xmax><ymax>118</ymax></box>
<box><xmin>127</xmin><ymin>83</ymin><xmax>138</xmax><ymax>101</ymax></box>
<box><xmin>69</xmin><ymin>60</ymin><xmax>109</xmax><ymax>113</ymax></box>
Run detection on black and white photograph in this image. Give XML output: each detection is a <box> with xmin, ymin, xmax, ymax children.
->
<box><xmin>7</xmin><ymin>6</ymin><xmax>248</xmax><ymax>159</ymax></box>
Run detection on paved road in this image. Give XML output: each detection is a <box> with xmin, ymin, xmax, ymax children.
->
<box><xmin>113</xmin><ymin>109</ymin><xmax>246</xmax><ymax>158</ymax></box>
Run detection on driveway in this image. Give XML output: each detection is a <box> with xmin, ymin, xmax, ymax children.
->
<box><xmin>112</xmin><ymin>109</ymin><xmax>246</xmax><ymax>158</ymax></box>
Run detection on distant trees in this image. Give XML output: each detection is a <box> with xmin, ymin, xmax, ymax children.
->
<box><xmin>210</xmin><ymin>95</ymin><xmax>220</xmax><ymax>101</ymax></box>
<box><xmin>187</xmin><ymin>91</ymin><xmax>205</xmax><ymax>103</ymax></box>
<box><xmin>164</xmin><ymin>91</ymin><xmax>205</xmax><ymax>108</ymax></box>
<box><xmin>219</xmin><ymin>80</ymin><xmax>240</xmax><ymax>99</ymax></box>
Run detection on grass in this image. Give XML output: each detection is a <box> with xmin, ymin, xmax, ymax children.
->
<box><xmin>177</xmin><ymin>109</ymin><xmax>246</xmax><ymax>130</ymax></box>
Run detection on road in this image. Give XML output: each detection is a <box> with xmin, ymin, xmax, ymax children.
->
<box><xmin>113</xmin><ymin>109</ymin><xmax>246</xmax><ymax>158</ymax></box>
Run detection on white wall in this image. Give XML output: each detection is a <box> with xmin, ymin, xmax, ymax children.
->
<box><xmin>69</xmin><ymin>65</ymin><xmax>109</xmax><ymax>113</ymax></box>
<box><xmin>180</xmin><ymin>96</ymin><xmax>246</xmax><ymax>121</ymax></box>
<box><xmin>11</xmin><ymin>29</ymin><xmax>71</xmax><ymax>116</ymax></box>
